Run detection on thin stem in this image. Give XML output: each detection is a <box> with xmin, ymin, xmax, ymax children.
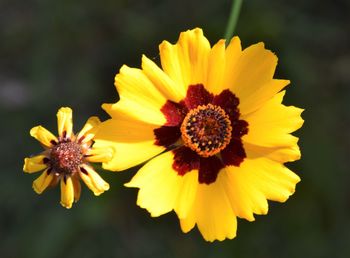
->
<box><xmin>224</xmin><ymin>0</ymin><xmax>243</xmax><ymax>42</ymax></box>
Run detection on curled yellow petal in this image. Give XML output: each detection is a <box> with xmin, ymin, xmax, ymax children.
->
<box><xmin>79</xmin><ymin>165</ymin><xmax>109</xmax><ymax>196</ymax></box>
<box><xmin>245</xmin><ymin>142</ymin><xmax>301</xmax><ymax>163</ymax></box>
<box><xmin>23</xmin><ymin>155</ymin><xmax>47</xmax><ymax>173</ymax></box>
<box><xmin>142</xmin><ymin>55</ymin><xmax>185</xmax><ymax>102</ymax></box>
<box><xmin>57</xmin><ymin>107</ymin><xmax>73</xmax><ymax>139</ymax></box>
<box><xmin>30</xmin><ymin>126</ymin><xmax>57</xmax><ymax>148</ymax></box>
<box><xmin>32</xmin><ymin>169</ymin><xmax>54</xmax><ymax>194</ymax></box>
<box><xmin>77</xmin><ymin>116</ymin><xmax>101</xmax><ymax>143</ymax></box>
<box><xmin>94</xmin><ymin>119</ymin><xmax>164</xmax><ymax>171</ymax></box>
<box><xmin>110</xmin><ymin>65</ymin><xmax>167</xmax><ymax>126</ymax></box>
<box><xmin>72</xmin><ymin>176</ymin><xmax>81</xmax><ymax>202</ymax></box>
<box><xmin>84</xmin><ymin>146</ymin><xmax>114</xmax><ymax>163</ymax></box>
<box><xmin>60</xmin><ymin>176</ymin><xmax>74</xmax><ymax>209</ymax></box>
<box><xmin>159</xmin><ymin>40</ymin><xmax>189</xmax><ymax>95</ymax></box>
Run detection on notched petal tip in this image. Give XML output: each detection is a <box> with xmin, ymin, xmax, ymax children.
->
<box><xmin>216</xmin><ymin>39</ymin><xmax>226</xmax><ymax>46</ymax></box>
<box><xmin>77</xmin><ymin>116</ymin><xmax>101</xmax><ymax>143</ymax></box>
<box><xmin>179</xmin><ymin>28</ymin><xmax>204</xmax><ymax>39</ymax></box>
<box><xmin>159</xmin><ymin>40</ymin><xmax>173</xmax><ymax>52</ymax></box>
<box><xmin>101</xmin><ymin>103</ymin><xmax>114</xmax><ymax>114</ymax></box>
<box><xmin>291</xmin><ymin>171</ymin><xmax>301</xmax><ymax>184</ymax></box>
<box><xmin>85</xmin><ymin>146</ymin><xmax>115</xmax><ymax>163</ymax></box>
<box><xmin>79</xmin><ymin>165</ymin><xmax>110</xmax><ymax>196</ymax></box>
<box><xmin>32</xmin><ymin>170</ymin><xmax>54</xmax><ymax>194</ymax></box>
<box><xmin>72</xmin><ymin>177</ymin><xmax>81</xmax><ymax>203</ymax></box>
<box><xmin>192</xmin><ymin>27</ymin><xmax>204</xmax><ymax>35</ymax></box>
<box><xmin>204</xmin><ymin>233</ymin><xmax>237</xmax><ymax>243</ymax></box>
<box><xmin>57</xmin><ymin>107</ymin><xmax>73</xmax><ymax>138</ymax></box>
<box><xmin>60</xmin><ymin>203</ymin><xmax>73</xmax><ymax>209</ymax></box>
<box><xmin>230</xmin><ymin>35</ymin><xmax>241</xmax><ymax>42</ymax></box>
<box><xmin>30</xmin><ymin>126</ymin><xmax>57</xmax><ymax>148</ymax></box>
<box><xmin>60</xmin><ymin>177</ymin><xmax>74</xmax><ymax>209</ymax></box>
<box><xmin>57</xmin><ymin>107</ymin><xmax>72</xmax><ymax>113</ymax></box>
<box><xmin>226</xmin><ymin>36</ymin><xmax>242</xmax><ymax>52</ymax></box>
<box><xmin>23</xmin><ymin>155</ymin><xmax>47</xmax><ymax>173</ymax></box>
<box><xmin>118</xmin><ymin>64</ymin><xmax>132</xmax><ymax>76</ymax></box>
<box><xmin>243</xmin><ymin>41</ymin><xmax>278</xmax><ymax>64</ymax></box>
<box><xmin>91</xmin><ymin>182</ymin><xmax>110</xmax><ymax>196</ymax></box>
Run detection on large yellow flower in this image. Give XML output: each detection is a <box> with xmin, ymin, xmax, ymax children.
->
<box><xmin>23</xmin><ymin>107</ymin><xmax>112</xmax><ymax>208</ymax></box>
<box><xmin>95</xmin><ymin>28</ymin><xmax>304</xmax><ymax>241</ymax></box>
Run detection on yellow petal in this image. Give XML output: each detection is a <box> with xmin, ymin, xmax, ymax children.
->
<box><xmin>96</xmin><ymin>118</ymin><xmax>159</xmax><ymax>143</ymax></box>
<box><xmin>100</xmin><ymin>141</ymin><xmax>164</xmax><ymax>171</ymax></box>
<box><xmin>76</xmin><ymin>116</ymin><xmax>101</xmax><ymax>143</ymax></box>
<box><xmin>239</xmin><ymin>79</ymin><xmax>290</xmax><ymax>115</ymax></box>
<box><xmin>178</xmin><ymin>28</ymin><xmax>211</xmax><ymax>86</ymax></box>
<box><xmin>70</xmin><ymin>176</ymin><xmax>81</xmax><ymax>202</ymax></box>
<box><xmin>57</xmin><ymin>107</ymin><xmax>73</xmax><ymax>138</ymax></box>
<box><xmin>106</xmin><ymin>65</ymin><xmax>166</xmax><ymax>125</ymax></box>
<box><xmin>125</xmin><ymin>151</ymin><xmax>186</xmax><ymax>217</ymax></box>
<box><xmin>142</xmin><ymin>55</ymin><xmax>184</xmax><ymax>102</ymax></box>
<box><xmin>224</xmin><ymin>41</ymin><xmax>286</xmax><ymax>115</ymax></box>
<box><xmin>207</xmin><ymin>39</ymin><xmax>226</xmax><ymax>94</ymax></box>
<box><xmin>30</xmin><ymin>126</ymin><xmax>57</xmax><ymax>148</ymax></box>
<box><xmin>174</xmin><ymin>170</ymin><xmax>198</xmax><ymax>219</ymax></box>
<box><xmin>223</xmin><ymin>158</ymin><xmax>300</xmax><ymax>222</ymax></box>
<box><xmin>180</xmin><ymin>175</ymin><xmax>237</xmax><ymax>242</ymax></box>
<box><xmin>32</xmin><ymin>169</ymin><xmax>54</xmax><ymax>194</ymax></box>
<box><xmin>23</xmin><ymin>155</ymin><xmax>47</xmax><ymax>173</ymax></box>
<box><xmin>179</xmin><ymin>208</ymin><xmax>196</xmax><ymax>234</ymax></box>
<box><xmin>242</xmin><ymin>91</ymin><xmax>304</xmax><ymax>148</ymax></box>
<box><xmin>245</xmin><ymin>158</ymin><xmax>300</xmax><ymax>202</ymax></box>
<box><xmin>84</xmin><ymin>146</ymin><xmax>114</xmax><ymax>163</ymax></box>
<box><xmin>159</xmin><ymin>40</ymin><xmax>190</xmax><ymax>95</ymax></box>
<box><xmin>244</xmin><ymin>142</ymin><xmax>301</xmax><ymax>163</ymax></box>
<box><xmin>79</xmin><ymin>165</ymin><xmax>109</xmax><ymax>196</ymax></box>
<box><xmin>222</xmin><ymin>36</ymin><xmax>242</xmax><ymax>91</ymax></box>
<box><xmin>94</xmin><ymin>119</ymin><xmax>164</xmax><ymax>171</ymax></box>
<box><xmin>60</xmin><ymin>176</ymin><xmax>74</xmax><ymax>209</ymax></box>
<box><xmin>159</xmin><ymin>28</ymin><xmax>210</xmax><ymax>90</ymax></box>
<box><xmin>221</xmin><ymin>166</ymin><xmax>268</xmax><ymax>221</ymax></box>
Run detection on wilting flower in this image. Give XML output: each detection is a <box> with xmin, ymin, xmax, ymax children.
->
<box><xmin>23</xmin><ymin>107</ymin><xmax>113</xmax><ymax>208</ymax></box>
<box><xmin>95</xmin><ymin>28</ymin><xmax>304</xmax><ymax>241</ymax></box>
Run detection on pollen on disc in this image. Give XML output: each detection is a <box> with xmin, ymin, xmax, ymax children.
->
<box><xmin>50</xmin><ymin>141</ymin><xmax>83</xmax><ymax>175</ymax></box>
<box><xmin>180</xmin><ymin>104</ymin><xmax>232</xmax><ymax>157</ymax></box>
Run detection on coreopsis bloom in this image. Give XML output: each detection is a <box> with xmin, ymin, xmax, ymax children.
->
<box><xmin>23</xmin><ymin>107</ymin><xmax>112</xmax><ymax>208</ymax></box>
<box><xmin>95</xmin><ymin>28</ymin><xmax>303</xmax><ymax>241</ymax></box>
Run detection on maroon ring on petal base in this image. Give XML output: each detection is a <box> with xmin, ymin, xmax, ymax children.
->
<box><xmin>154</xmin><ymin>84</ymin><xmax>248</xmax><ymax>184</ymax></box>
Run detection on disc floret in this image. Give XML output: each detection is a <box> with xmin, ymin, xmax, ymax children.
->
<box><xmin>180</xmin><ymin>104</ymin><xmax>232</xmax><ymax>157</ymax></box>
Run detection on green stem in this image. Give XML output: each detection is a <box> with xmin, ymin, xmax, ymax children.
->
<box><xmin>224</xmin><ymin>0</ymin><xmax>243</xmax><ymax>42</ymax></box>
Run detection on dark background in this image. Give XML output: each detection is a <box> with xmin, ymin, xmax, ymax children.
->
<box><xmin>1</xmin><ymin>0</ymin><xmax>349</xmax><ymax>257</ymax></box>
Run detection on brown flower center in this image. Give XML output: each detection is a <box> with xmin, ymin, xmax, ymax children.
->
<box><xmin>50</xmin><ymin>141</ymin><xmax>83</xmax><ymax>175</ymax></box>
<box><xmin>180</xmin><ymin>104</ymin><xmax>232</xmax><ymax>157</ymax></box>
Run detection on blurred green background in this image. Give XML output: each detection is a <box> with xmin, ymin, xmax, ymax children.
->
<box><xmin>1</xmin><ymin>0</ymin><xmax>349</xmax><ymax>257</ymax></box>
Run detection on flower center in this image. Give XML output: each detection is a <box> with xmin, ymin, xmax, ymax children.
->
<box><xmin>180</xmin><ymin>104</ymin><xmax>232</xmax><ymax>157</ymax></box>
<box><xmin>50</xmin><ymin>141</ymin><xmax>83</xmax><ymax>175</ymax></box>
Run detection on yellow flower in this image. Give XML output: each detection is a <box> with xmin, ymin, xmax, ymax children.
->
<box><xmin>23</xmin><ymin>107</ymin><xmax>113</xmax><ymax>209</ymax></box>
<box><xmin>95</xmin><ymin>28</ymin><xmax>304</xmax><ymax>241</ymax></box>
